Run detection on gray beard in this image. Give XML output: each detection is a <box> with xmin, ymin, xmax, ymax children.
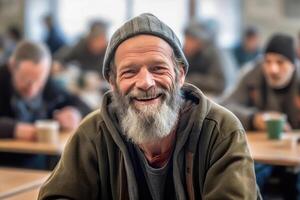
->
<box><xmin>111</xmin><ymin>84</ymin><xmax>183</xmax><ymax>144</ymax></box>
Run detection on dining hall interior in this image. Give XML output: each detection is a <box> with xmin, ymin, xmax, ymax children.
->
<box><xmin>1</xmin><ymin>0</ymin><xmax>300</xmax><ymax>199</ymax></box>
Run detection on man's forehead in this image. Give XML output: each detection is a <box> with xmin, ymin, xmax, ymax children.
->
<box><xmin>114</xmin><ymin>35</ymin><xmax>174</xmax><ymax>60</ymax></box>
<box><xmin>16</xmin><ymin>59</ymin><xmax>50</xmax><ymax>72</ymax></box>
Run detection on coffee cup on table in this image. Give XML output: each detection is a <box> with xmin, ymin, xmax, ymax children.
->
<box><xmin>263</xmin><ymin>113</ymin><xmax>286</xmax><ymax>140</ymax></box>
<box><xmin>35</xmin><ymin>120</ymin><xmax>59</xmax><ymax>143</ymax></box>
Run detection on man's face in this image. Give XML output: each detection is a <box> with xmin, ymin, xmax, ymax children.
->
<box><xmin>11</xmin><ymin>59</ymin><xmax>50</xmax><ymax>100</ymax></box>
<box><xmin>244</xmin><ymin>36</ymin><xmax>259</xmax><ymax>52</ymax></box>
<box><xmin>88</xmin><ymin>35</ymin><xmax>107</xmax><ymax>54</ymax></box>
<box><xmin>114</xmin><ymin>35</ymin><xmax>185</xmax><ymax>111</ymax></box>
<box><xmin>263</xmin><ymin>53</ymin><xmax>295</xmax><ymax>89</ymax></box>
<box><xmin>183</xmin><ymin>35</ymin><xmax>203</xmax><ymax>57</ymax></box>
<box><xmin>111</xmin><ymin>35</ymin><xmax>185</xmax><ymax>144</ymax></box>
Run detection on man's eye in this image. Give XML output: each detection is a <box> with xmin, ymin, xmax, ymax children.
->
<box><xmin>152</xmin><ymin>66</ymin><xmax>165</xmax><ymax>72</ymax></box>
<box><xmin>121</xmin><ymin>70</ymin><xmax>136</xmax><ymax>77</ymax></box>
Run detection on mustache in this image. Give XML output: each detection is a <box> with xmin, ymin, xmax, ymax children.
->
<box><xmin>126</xmin><ymin>87</ymin><xmax>168</xmax><ymax>101</ymax></box>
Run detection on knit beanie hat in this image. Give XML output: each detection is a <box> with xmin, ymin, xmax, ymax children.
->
<box><xmin>102</xmin><ymin>13</ymin><xmax>189</xmax><ymax>81</ymax></box>
<box><xmin>265</xmin><ymin>33</ymin><xmax>295</xmax><ymax>64</ymax></box>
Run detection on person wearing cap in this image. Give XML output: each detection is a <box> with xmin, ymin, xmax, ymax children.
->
<box><xmin>54</xmin><ymin>19</ymin><xmax>108</xmax><ymax>72</ymax></box>
<box><xmin>221</xmin><ymin>33</ymin><xmax>298</xmax><ymax>131</ymax></box>
<box><xmin>221</xmin><ymin>33</ymin><xmax>300</xmax><ymax>199</ymax></box>
<box><xmin>183</xmin><ymin>20</ymin><xmax>233</xmax><ymax>96</ymax></box>
<box><xmin>39</xmin><ymin>13</ymin><xmax>259</xmax><ymax>199</ymax></box>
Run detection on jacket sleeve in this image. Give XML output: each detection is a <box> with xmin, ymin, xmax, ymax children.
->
<box><xmin>220</xmin><ymin>68</ymin><xmax>258</xmax><ymax>130</ymax></box>
<box><xmin>38</xmin><ymin>127</ymin><xmax>100</xmax><ymax>200</ymax></box>
<box><xmin>202</xmin><ymin>129</ymin><xmax>261</xmax><ymax>199</ymax></box>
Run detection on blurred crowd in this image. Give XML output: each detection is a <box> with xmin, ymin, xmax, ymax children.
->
<box><xmin>1</xmin><ymin>12</ymin><xmax>300</xmax><ymax>199</ymax></box>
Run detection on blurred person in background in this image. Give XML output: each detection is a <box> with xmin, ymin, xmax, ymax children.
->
<box><xmin>55</xmin><ymin>19</ymin><xmax>108</xmax><ymax>73</ymax></box>
<box><xmin>39</xmin><ymin>13</ymin><xmax>259</xmax><ymax>200</ymax></box>
<box><xmin>297</xmin><ymin>30</ymin><xmax>300</xmax><ymax>59</ymax></box>
<box><xmin>0</xmin><ymin>35</ymin><xmax>6</xmax><ymax>66</ymax></box>
<box><xmin>221</xmin><ymin>33</ymin><xmax>300</xmax><ymax>199</ymax></box>
<box><xmin>0</xmin><ymin>41</ymin><xmax>91</xmax><ymax>168</ymax></box>
<box><xmin>43</xmin><ymin>15</ymin><xmax>67</xmax><ymax>54</ymax></box>
<box><xmin>183</xmin><ymin>19</ymin><xmax>235</xmax><ymax>97</ymax></box>
<box><xmin>4</xmin><ymin>25</ymin><xmax>22</xmax><ymax>57</ymax></box>
<box><xmin>232</xmin><ymin>26</ymin><xmax>261</xmax><ymax>68</ymax></box>
<box><xmin>53</xmin><ymin>19</ymin><xmax>110</xmax><ymax>106</ymax></box>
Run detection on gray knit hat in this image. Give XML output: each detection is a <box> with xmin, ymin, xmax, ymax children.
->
<box><xmin>102</xmin><ymin>13</ymin><xmax>189</xmax><ymax>81</ymax></box>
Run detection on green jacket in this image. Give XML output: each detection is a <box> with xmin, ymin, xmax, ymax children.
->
<box><xmin>39</xmin><ymin>84</ymin><xmax>260</xmax><ymax>200</ymax></box>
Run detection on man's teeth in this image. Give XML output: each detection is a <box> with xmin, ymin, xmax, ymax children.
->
<box><xmin>137</xmin><ymin>97</ymin><xmax>156</xmax><ymax>100</ymax></box>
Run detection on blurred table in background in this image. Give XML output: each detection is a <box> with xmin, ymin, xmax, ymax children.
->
<box><xmin>0</xmin><ymin>167</ymin><xmax>49</xmax><ymax>199</ymax></box>
<box><xmin>247</xmin><ymin>131</ymin><xmax>300</xmax><ymax>168</ymax></box>
<box><xmin>0</xmin><ymin>132</ymin><xmax>72</xmax><ymax>156</ymax></box>
<box><xmin>4</xmin><ymin>187</ymin><xmax>40</xmax><ymax>200</ymax></box>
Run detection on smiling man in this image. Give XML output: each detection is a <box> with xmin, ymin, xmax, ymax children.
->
<box><xmin>39</xmin><ymin>13</ymin><xmax>259</xmax><ymax>199</ymax></box>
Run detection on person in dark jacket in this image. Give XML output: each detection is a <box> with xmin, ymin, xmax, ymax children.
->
<box><xmin>39</xmin><ymin>13</ymin><xmax>260</xmax><ymax>199</ymax></box>
<box><xmin>0</xmin><ymin>41</ymin><xmax>91</xmax><ymax>168</ymax></box>
<box><xmin>183</xmin><ymin>20</ymin><xmax>234</xmax><ymax>97</ymax></box>
<box><xmin>43</xmin><ymin>15</ymin><xmax>67</xmax><ymax>54</ymax></box>
<box><xmin>55</xmin><ymin>20</ymin><xmax>108</xmax><ymax>73</ymax></box>
<box><xmin>221</xmin><ymin>33</ymin><xmax>300</xmax><ymax>199</ymax></box>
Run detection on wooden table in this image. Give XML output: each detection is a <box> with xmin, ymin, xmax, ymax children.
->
<box><xmin>0</xmin><ymin>132</ymin><xmax>72</xmax><ymax>156</ymax></box>
<box><xmin>0</xmin><ymin>167</ymin><xmax>49</xmax><ymax>199</ymax></box>
<box><xmin>247</xmin><ymin>131</ymin><xmax>300</xmax><ymax>167</ymax></box>
<box><xmin>4</xmin><ymin>187</ymin><xmax>40</xmax><ymax>200</ymax></box>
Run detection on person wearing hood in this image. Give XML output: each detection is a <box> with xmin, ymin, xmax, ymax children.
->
<box><xmin>39</xmin><ymin>13</ymin><xmax>260</xmax><ymax>200</ymax></box>
<box><xmin>183</xmin><ymin>19</ymin><xmax>234</xmax><ymax>97</ymax></box>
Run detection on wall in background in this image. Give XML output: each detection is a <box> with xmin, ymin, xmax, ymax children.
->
<box><xmin>243</xmin><ymin>0</ymin><xmax>300</xmax><ymax>46</ymax></box>
<box><xmin>0</xmin><ymin>0</ymin><xmax>24</xmax><ymax>34</ymax></box>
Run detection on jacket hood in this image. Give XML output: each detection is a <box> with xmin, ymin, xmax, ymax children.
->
<box><xmin>99</xmin><ymin>83</ymin><xmax>212</xmax><ymax>199</ymax></box>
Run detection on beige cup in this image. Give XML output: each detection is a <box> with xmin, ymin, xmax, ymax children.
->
<box><xmin>35</xmin><ymin>120</ymin><xmax>59</xmax><ymax>143</ymax></box>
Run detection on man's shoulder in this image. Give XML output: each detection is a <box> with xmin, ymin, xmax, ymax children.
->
<box><xmin>235</xmin><ymin>58</ymin><xmax>263</xmax><ymax>86</ymax></box>
<box><xmin>182</xmin><ymin>84</ymin><xmax>244</xmax><ymax>137</ymax></box>
<box><xmin>76</xmin><ymin>109</ymin><xmax>103</xmax><ymax>138</ymax></box>
<box><xmin>205</xmin><ymin>101</ymin><xmax>244</xmax><ymax>138</ymax></box>
<box><xmin>0</xmin><ymin>65</ymin><xmax>11</xmax><ymax>82</ymax></box>
<box><xmin>0</xmin><ymin>66</ymin><xmax>12</xmax><ymax>95</ymax></box>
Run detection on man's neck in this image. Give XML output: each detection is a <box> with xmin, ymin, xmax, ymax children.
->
<box><xmin>138</xmin><ymin>129</ymin><xmax>176</xmax><ymax>168</ymax></box>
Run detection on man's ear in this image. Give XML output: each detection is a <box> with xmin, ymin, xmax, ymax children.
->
<box><xmin>109</xmin><ymin>77</ymin><xmax>116</xmax><ymax>91</ymax></box>
<box><xmin>178</xmin><ymin>65</ymin><xmax>185</xmax><ymax>87</ymax></box>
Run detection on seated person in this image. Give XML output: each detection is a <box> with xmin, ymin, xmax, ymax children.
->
<box><xmin>183</xmin><ymin>20</ymin><xmax>234</xmax><ymax>97</ymax></box>
<box><xmin>232</xmin><ymin>26</ymin><xmax>261</xmax><ymax>68</ymax></box>
<box><xmin>0</xmin><ymin>40</ymin><xmax>91</xmax><ymax>140</ymax></box>
<box><xmin>54</xmin><ymin>20</ymin><xmax>108</xmax><ymax>73</ymax></box>
<box><xmin>39</xmin><ymin>13</ymin><xmax>259</xmax><ymax>199</ymax></box>
<box><xmin>221</xmin><ymin>33</ymin><xmax>299</xmax><ymax>199</ymax></box>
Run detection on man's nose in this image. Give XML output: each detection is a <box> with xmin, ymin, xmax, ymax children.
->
<box><xmin>269</xmin><ymin>63</ymin><xmax>280</xmax><ymax>74</ymax></box>
<box><xmin>135</xmin><ymin>67</ymin><xmax>155</xmax><ymax>91</ymax></box>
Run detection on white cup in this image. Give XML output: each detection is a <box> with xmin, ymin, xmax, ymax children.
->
<box><xmin>35</xmin><ymin>120</ymin><xmax>59</xmax><ymax>144</ymax></box>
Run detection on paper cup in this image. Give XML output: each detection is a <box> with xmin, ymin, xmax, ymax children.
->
<box><xmin>35</xmin><ymin>120</ymin><xmax>59</xmax><ymax>143</ymax></box>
